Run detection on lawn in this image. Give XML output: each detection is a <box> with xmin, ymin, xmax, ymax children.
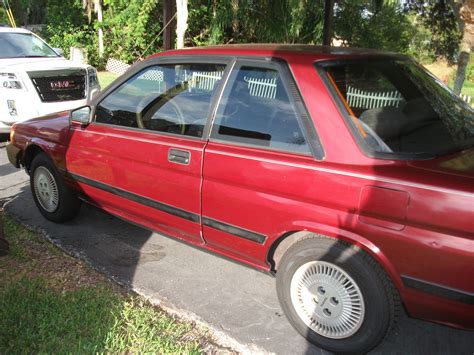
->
<box><xmin>424</xmin><ymin>60</ymin><xmax>474</xmax><ymax>99</ymax></box>
<box><xmin>98</xmin><ymin>71</ymin><xmax>120</xmax><ymax>89</ymax></box>
<box><xmin>0</xmin><ymin>215</ymin><xmax>212</xmax><ymax>354</ymax></box>
<box><xmin>459</xmin><ymin>79</ymin><xmax>474</xmax><ymax>98</ymax></box>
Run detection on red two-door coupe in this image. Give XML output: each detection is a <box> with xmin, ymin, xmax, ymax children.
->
<box><xmin>7</xmin><ymin>45</ymin><xmax>474</xmax><ymax>354</ymax></box>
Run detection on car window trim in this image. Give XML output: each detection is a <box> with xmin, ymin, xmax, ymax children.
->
<box><xmin>90</xmin><ymin>56</ymin><xmax>233</xmax><ymax>141</ymax></box>
<box><xmin>202</xmin><ymin>58</ymin><xmax>237</xmax><ymax>139</ymax></box>
<box><xmin>91</xmin><ymin>121</ymin><xmax>206</xmax><ymax>142</ymax></box>
<box><xmin>208</xmin><ymin>58</ymin><xmax>324</xmax><ymax>159</ymax></box>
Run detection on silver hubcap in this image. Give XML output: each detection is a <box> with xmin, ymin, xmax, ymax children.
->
<box><xmin>34</xmin><ymin>166</ymin><xmax>59</xmax><ymax>213</ymax></box>
<box><xmin>290</xmin><ymin>261</ymin><xmax>365</xmax><ymax>339</ymax></box>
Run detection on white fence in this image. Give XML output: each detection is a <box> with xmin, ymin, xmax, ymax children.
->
<box><xmin>245</xmin><ymin>76</ymin><xmax>277</xmax><ymax>99</ymax></box>
<box><xmin>460</xmin><ymin>94</ymin><xmax>472</xmax><ymax>104</ymax></box>
<box><xmin>346</xmin><ymin>86</ymin><xmax>404</xmax><ymax>109</ymax></box>
<box><xmin>346</xmin><ymin>85</ymin><xmax>473</xmax><ymax>109</ymax></box>
<box><xmin>190</xmin><ymin>71</ymin><xmax>224</xmax><ymax>91</ymax></box>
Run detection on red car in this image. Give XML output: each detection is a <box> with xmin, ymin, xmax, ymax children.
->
<box><xmin>6</xmin><ymin>45</ymin><xmax>474</xmax><ymax>354</ymax></box>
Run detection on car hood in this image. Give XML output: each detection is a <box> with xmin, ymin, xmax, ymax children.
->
<box><xmin>0</xmin><ymin>57</ymin><xmax>90</xmax><ymax>71</ymax></box>
<box><xmin>408</xmin><ymin>148</ymin><xmax>474</xmax><ymax>180</ymax></box>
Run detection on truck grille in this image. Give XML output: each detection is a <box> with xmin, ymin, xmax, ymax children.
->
<box><xmin>28</xmin><ymin>69</ymin><xmax>87</xmax><ymax>103</ymax></box>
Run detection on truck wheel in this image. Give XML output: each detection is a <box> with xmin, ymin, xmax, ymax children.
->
<box><xmin>30</xmin><ymin>153</ymin><xmax>81</xmax><ymax>222</ymax></box>
<box><xmin>276</xmin><ymin>235</ymin><xmax>399</xmax><ymax>354</ymax></box>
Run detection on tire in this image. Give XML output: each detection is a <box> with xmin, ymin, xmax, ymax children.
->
<box><xmin>276</xmin><ymin>235</ymin><xmax>399</xmax><ymax>354</ymax></box>
<box><xmin>30</xmin><ymin>153</ymin><xmax>81</xmax><ymax>222</ymax></box>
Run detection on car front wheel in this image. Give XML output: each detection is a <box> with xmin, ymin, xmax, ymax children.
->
<box><xmin>276</xmin><ymin>235</ymin><xmax>399</xmax><ymax>354</ymax></box>
<box><xmin>30</xmin><ymin>153</ymin><xmax>81</xmax><ymax>222</ymax></box>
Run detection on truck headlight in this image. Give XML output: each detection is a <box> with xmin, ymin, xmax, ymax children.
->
<box><xmin>0</xmin><ymin>72</ymin><xmax>23</xmax><ymax>90</ymax></box>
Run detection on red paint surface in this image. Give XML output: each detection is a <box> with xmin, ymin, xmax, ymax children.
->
<box><xmin>358</xmin><ymin>186</ymin><xmax>410</xmax><ymax>230</ymax></box>
<box><xmin>9</xmin><ymin>46</ymin><xmax>474</xmax><ymax>329</ymax></box>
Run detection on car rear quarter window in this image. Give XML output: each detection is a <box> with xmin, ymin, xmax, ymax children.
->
<box><xmin>211</xmin><ymin>65</ymin><xmax>311</xmax><ymax>154</ymax></box>
<box><xmin>322</xmin><ymin>60</ymin><xmax>474</xmax><ymax>158</ymax></box>
<box><xmin>95</xmin><ymin>63</ymin><xmax>225</xmax><ymax>138</ymax></box>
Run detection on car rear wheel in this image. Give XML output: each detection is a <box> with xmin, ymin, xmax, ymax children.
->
<box><xmin>30</xmin><ymin>153</ymin><xmax>81</xmax><ymax>222</ymax></box>
<box><xmin>276</xmin><ymin>235</ymin><xmax>399</xmax><ymax>354</ymax></box>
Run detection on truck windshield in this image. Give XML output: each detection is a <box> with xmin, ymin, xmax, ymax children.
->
<box><xmin>322</xmin><ymin>59</ymin><xmax>474</xmax><ymax>158</ymax></box>
<box><xmin>0</xmin><ymin>32</ymin><xmax>59</xmax><ymax>58</ymax></box>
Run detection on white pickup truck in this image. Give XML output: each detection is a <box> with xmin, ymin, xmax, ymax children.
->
<box><xmin>0</xmin><ymin>26</ymin><xmax>100</xmax><ymax>133</ymax></box>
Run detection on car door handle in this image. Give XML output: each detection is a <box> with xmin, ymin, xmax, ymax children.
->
<box><xmin>168</xmin><ymin>148</ymin><xmax>191</xmax><ymax>165</ymax></box>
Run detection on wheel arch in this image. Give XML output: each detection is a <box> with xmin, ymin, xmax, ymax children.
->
<box><xmin>23</xmin><ymin>144</ymin><xmax>47</xmax><ymax>172</ymax></box>
<box><xmin>267</xmin><ymin>227</ymin><xmax>404</xmax><ymax>293</ymax></box>
<box><xmin>22</xmin><ymin>138</ymin><xmax>62</xmax><ymax>174</ymax></box>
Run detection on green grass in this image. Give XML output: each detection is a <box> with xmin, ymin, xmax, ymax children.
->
<box><xmin>424</xmin><ymin>60</ymin><xmax>474</xmax><ymax>99</ymax></box>
<box><xmin>98</xmin><ymin>71</ymin><xmax>120</xmax><ymax>89</ymax></box>
<box><xmin>0</xmin><ymin>217</ymin><xmax>204</xmax><ymax>354</ymax></box>
<box><xmin>459</xmin><ymin>80</ymin><xmax>474</xmax><ymax>98</ymax></box>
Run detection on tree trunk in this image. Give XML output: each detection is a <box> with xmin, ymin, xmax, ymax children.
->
<box><xmin>453</xmin><ymin>50</ymin><xmax>470</xmax><ymax>95</ymax></box>
<box><xmin>231</xmin><ymin>0</ymin><xmax>239</xmax><ymax>40</ymax></box>
<box><xmin>322</xmin><ymin>0</ymin><xmax>334</xmax><ymax>46</ymax></box>
<box><xmin>176</xmin><ymin>0</ymin><xmax>188</xmax><ymax>49</ymax></box>
<box><xmin>452</xmin><ymin>0</ymin><xmax>474</xmax><ymax>95</ymax></box>
<box><xmin>163</xmin><ymin>0</ymin><xmax>175</xmax><ymax>50</ymax></box>
<box><xmin>95</xmin><ymin>0</ymin><xmax>104</xmax><ymax>57</ymax></box>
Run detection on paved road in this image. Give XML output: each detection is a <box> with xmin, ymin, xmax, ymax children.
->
<box><xmin>1</xmin><ymin>145</ymin><xmax>473</xmax><ymax>354</ymax></box>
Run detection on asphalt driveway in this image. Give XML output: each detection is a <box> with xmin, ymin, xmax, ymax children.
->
<box><xmin>1</xmin><ymin>145</ymin><xmax>473</xmax><ymax>354</ymax></box>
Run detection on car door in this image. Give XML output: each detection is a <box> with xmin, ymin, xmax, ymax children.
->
<box><xmin>201</xmin><ymin>59</ymin><xmax>324</xmax><ymax>267</ymax></box>
<box><xmin>66</xmin><ymin>59</ymin><xmax>229</xmax><ymax>243</ymax></box>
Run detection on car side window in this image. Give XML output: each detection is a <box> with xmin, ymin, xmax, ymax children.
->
<box><xmin>95</xmin><ymin>63</ymin><xmax>225</xmax><ymax>138</ymax></box>
<box><xmin>211</xmin><ymin>65</ymin><xmax>310</xmax><ymax>154</ymax></box>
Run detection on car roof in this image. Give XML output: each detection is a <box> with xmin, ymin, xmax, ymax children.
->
<box><xmin>151</xmin><ymin>44</ymin><xmax>404</xmax><ymax>62</ymax></box>
<box><xmin>0</xmin><ymin>27</ymin><xmax>32</xmax><ymax>34</ymax></box>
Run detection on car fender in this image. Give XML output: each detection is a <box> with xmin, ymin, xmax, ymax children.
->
<box><xmin>23</xmin><ymin>137</ymin><xmax>67</xmax><ymax>173</ymax></box>
<box><xmin>268</xmin><ymin>221</ymin><xmax>404</xmax><ymax>292</ymax></box>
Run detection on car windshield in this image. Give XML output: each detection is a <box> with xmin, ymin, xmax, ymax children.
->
<box><xmin>0</xmin><ymin>32</ymin><xmax>59</xmax><ymax>58</ymax></box>
<box><xmin>323</xmin><ymin>59</ymin><xmax>474</xmax><ymax>158</ymax></box>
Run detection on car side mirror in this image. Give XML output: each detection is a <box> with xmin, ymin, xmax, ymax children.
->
<box><xmin>70</xmin><ymin>106</ymin><xmax>92</xmax><ymax>125</ymax></box>
<box><xmin>53</xmin><ymin>47</ymin><xmax>64</xmax><ymax>56</ymax></box>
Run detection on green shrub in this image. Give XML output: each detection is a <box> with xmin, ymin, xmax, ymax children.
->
<box><xmin>102</xmin><ymin>0</ymin><xmax>162</xmax><ymax>64</ymax></box>
<box><xmin>465</xmin><ymin>58</ymin><xmax>474</xmax><ymax>82</ymax></box>
<box><xmin>40</xmin><ymin>0</ymin><xmax>105</xmax><ymax>67</ymax></box>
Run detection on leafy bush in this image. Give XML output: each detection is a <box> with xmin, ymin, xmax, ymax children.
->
<box><xmin>41</xmin><ymin>0</ymin><xmax>163</xmax><ymax>67</ymax></box>
<box><xmin>45</xmin><ymin>25</ymin><xmax>105</xmax><ymax>69</ymax></box>
<box><xmin>102</xmin><ymin>0</ymin><xmax>162</xmax><ymax>64</ymax></box>
<box><xmin>0</xmin><ymin>8</ymin><xmax>10</xmax><ymax>25</ymax></box>
<box><xmin>40</xmin><ymin>0</ymin><xmax>105</xmax><ymax>66</ymax></box>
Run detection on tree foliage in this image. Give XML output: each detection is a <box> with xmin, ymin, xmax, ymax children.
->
<box><xmin>39</xmin><ymin>0</ymin><xmax>162</xmax><ymax>67</ymax></box>
<box><xmin>404</xmin><ymin>0</ymin><xmax>463</xmax><ymax>64</ymax></box>
<box><xmin>40</xmin><ymin>0</ymin><xmax>98</xmax><ymax>65</ymax></box>
<box><xmin>207</xmin><ymin>0</ymin><xmax>325</xmax><ymax>44</ymax></box>
<box><xmin>102</xmin><ymin>0</ymin><xmax>162</xmax><ymax>63</ymax></box>
<box><xmin>334</xmin><ymin>1</ymin><xmax>415</xmax><ymax>53</ymax></box>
